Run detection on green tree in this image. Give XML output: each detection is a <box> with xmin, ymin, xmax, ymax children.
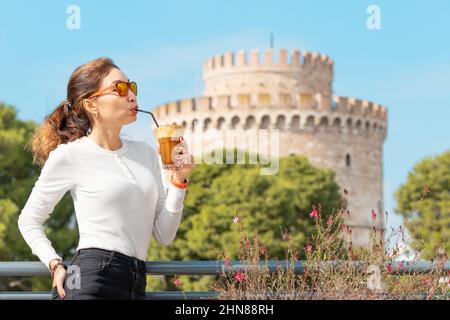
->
<box><xmin>0</xmin><ymin>102</ymin><xmax>78</xmax><ymax>291</ymax></box>
<box><xmin>146</xmin><ymin>150</ymin><xmax>341</xmax><ymax>291</ymax></box>
<box><xmin>395</xmin><ymin>150</ymin><xmax>450</xmax><ymax>260</ymax></box>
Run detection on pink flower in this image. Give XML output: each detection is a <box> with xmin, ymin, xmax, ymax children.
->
<box><xmin>371</xmin><ymin>210</ymin><xmax>377</xmax><ymax>221</ymax></box>
<box><xmin>223</xmin><ymin>256</ymin><xmax>230</xmax><ymax>268</ymax></box>
<box><xmin>305</xmin><ymin>242</ymin><xmax>312</xmax><ymax>254</ymax></box>
<box><xmin>233</xmin><ymin>216</ymin><xmax>241</xmax><ymax>224</ymax></box>
<box><xmin>293</xmin><ymin>250</ymin><xmax>298</xmax><ymax>261</ymax></box>
<box><xmin>386</xmin><ymin>264</ymin><xmax>393</xmax><ymax>273</ymax></box>
<box><xmin>173</xmin><ymin>276</ymin><xmax>182</xmax><ymax>287</ymax></box>
<box><xmin>260</xmin><ymin>245</ymin><xmax>267</xmax><ymax>256</ymax></box>
<box><xmin>235</xmin><ymin>271</ymin><xmax>246</xmax><ymax>282</ymax></box>
<box><xmin>273</xmin><ymin>257</ymin><xmax>281</xmax><ymax>270</ymax></box>
<box><xmin>346</xmin><ymin>225</ymin><xmax>353</xmax><ymax>235</ymax></box>
<box><xmin>327</xmin><ymin>216</ymin><xmax>333</xmax><ymax>227</ymax></box>
<box><xmin>397</xmin><ymin>261</ymin><xmax>404</xmax><ymax>270</ymax></box>
<box><xmin>309</xmin><ymin>209</ymin><xmax>318</xmax><ymax>219</ymax></box>
<box><xmin>282</xmin><ymin>229</ymin><xmax>292</xmax><ymax>241</ymax></box>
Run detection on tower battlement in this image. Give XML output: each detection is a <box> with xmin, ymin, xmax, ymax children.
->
<box><xmin>202</xmin><ymin>48</ymin><xmax>334</xmax><ymax>97</ymax></box>
<box><xmin>203</xmin><ymin>48</ymin><xmax>333</xmax><ymax>76</ymax></box>
<box><xmin>153</xmin><ymin>93</ymin><xmax>387</xmax><ymax>123</ymax></box>
<box><xmin>333</xmin><ymin>96</ymin><xmax>387</xmax><ymax>120</ymax></box>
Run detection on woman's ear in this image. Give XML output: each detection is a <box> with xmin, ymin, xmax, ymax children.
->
<box><xmin>82</xmin><ymin>99</ymin><xmax>98</xmax><ymax>116</ymax></box>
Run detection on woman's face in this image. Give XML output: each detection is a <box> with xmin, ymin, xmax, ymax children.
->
<box><xmin>87</xmin><ymin>67</ymin><xmax>138</xmax><ymax>128</ymax></box>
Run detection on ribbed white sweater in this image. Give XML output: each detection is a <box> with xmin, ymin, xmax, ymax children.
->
<box><xmin>18</xmin><ymin>135</ymin><xmax>186</xmax><ymax>270</ymax></box>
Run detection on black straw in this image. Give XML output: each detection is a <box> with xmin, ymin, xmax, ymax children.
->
<box><xmin>136</xmin><ymin>108</ymin><xmax>159</xmax><ymax>127</ymax></box>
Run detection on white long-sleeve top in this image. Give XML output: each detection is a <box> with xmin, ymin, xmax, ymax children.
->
<box><xmin>18</xmin><ymin>135</ymin><xmax>186</xmax><ymax>270</ymax></box>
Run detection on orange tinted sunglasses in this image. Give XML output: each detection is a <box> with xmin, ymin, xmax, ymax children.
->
<box><xmin>88</xmin><ymin>81</ymin><xmax>138</xmax><ymax>99</ymax></box>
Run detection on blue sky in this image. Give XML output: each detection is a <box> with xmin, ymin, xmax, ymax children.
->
<box><xmin>1</xmin><ymin>0</ymin><xmax>449</xmax><ymax>234</ymax></box>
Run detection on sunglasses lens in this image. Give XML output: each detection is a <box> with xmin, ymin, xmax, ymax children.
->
<box><xmin>116</xmin><ymin>82</ymin><xmax>129</xmax><ymax>97</ymax></box>
<box><xmin>130</xmin><ymin>82</ymin><xmax>138</xmax><ymax>96</ymax></box>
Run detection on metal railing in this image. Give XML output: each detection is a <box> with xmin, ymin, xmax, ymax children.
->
<box><xmin>0</xmin><ymin>260</ymin><xmax>449</xmax><ymax>300</ymax></box>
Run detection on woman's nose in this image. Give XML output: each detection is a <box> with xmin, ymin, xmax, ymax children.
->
<box><xmin>127</xmin><ymin>90</ymin><xmax>136</xmax><ymax>102</ymax></box>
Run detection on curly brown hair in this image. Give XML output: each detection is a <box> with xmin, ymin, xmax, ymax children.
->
<box><xmin>27</xmin><ymin>57</ymin><xmax>119</xmax><ymax>167</ymax></box>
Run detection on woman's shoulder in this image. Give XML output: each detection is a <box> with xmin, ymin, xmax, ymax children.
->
<box><xmin>49</xmin><ymin>141</ymin><xmax>72</xmax><ymax>157</ymax></box>
<box><xmin>44</xmin><ymin>142</ymin><xmax>75</xmax><ymax>169</ymax></box>
<box><xmin>53</xmin><ymin>136</ymin><xmax>92</xmax><ymax>164</ymax></box>
<box><xmin>63</xmin><ymin>136</ymin><xmax>88</xmax><ymax>156</ymax></box>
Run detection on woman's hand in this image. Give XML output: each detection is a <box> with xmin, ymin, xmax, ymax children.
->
<box><xmin>50</xmin><ymin>260</ymin><xmax>66</xmax><ymax>299</ymax></box>
<box><xmin>157</xmin><ymin>137</ymin><xmax>195</xmax><ymax>182</ymax></box>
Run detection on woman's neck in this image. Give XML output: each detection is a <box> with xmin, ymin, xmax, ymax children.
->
<box><xmin>87</xmin><ymin>128</ymin><xmax>122</xmax><ymax>151</ymax></box>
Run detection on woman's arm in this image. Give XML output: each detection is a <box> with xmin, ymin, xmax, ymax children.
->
<box><xmin>18</xmin><ymin>144</ymin><xmax>76</xmax><ymax>271</ymax></box>
<box><xmin>147</xmin><ymin>144</ymin><xmax>187</xmax><ymax>246</ymax></box>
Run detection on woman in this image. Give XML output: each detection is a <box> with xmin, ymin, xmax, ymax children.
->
<box><xmin>18</xmin><ymin>57</ymin><xmax>195</xmax><ymax>300</ymax></box>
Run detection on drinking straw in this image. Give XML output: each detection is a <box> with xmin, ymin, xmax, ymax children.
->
<box><xmin>136</xmin><ymin>108</ymin><xmax>159</xmax><ymax>127</ymax></box>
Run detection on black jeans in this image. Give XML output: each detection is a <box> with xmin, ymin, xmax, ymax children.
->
<box><xmin>52</xmin><ymin>248</ymin><xmax>147</xmax><ymax>300</ymax></box>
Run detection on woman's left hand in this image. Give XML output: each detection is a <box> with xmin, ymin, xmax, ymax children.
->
<box><xmin>157</xmin><ymin>137</ymin><xmax>195</xmax><ymax>183</ymax></box>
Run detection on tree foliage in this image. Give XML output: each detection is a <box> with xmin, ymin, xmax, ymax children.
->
<box><xmin>395</xmin><ymin>151</ymin><xmax>450</xmax><ymax>260</ymax></box>
<box><xmin>0</xmin><ymin>102</ymin><xmax>78</xmax><ymax>291</ymax></box>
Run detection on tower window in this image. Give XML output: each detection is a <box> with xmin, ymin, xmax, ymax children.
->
<box><xmin>346</xmin><ymin>154</ymin><xmax>351</xmax><ymax>167</ymax></box>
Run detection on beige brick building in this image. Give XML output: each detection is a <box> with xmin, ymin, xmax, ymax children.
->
<box><xmin>152</xmin><ymin>48</ymin><xmax>388</xmax><ymax>246</ymax></box>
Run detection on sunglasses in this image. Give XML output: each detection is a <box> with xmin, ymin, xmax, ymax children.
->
<box><xmin>88</xmin><ymin>81</ymin><xmax>138</xmax><ymax>99</ymax></box>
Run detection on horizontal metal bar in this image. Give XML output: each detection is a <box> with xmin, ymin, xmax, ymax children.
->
<box><xmin>0</xmin><ymin>291</ymin><xmax>218</xmax><ymax>300</ymax></box>
<box><xmin>0</xmin><ymin>260</ymin><xmax>448</xmax><ymax>277</ymax></box>
<box><xmin>0</xmin><ymin>292</ymin><xmax>50</xmax><ymax>300</ymax></box>
<box><xmin>1</xmin><ymin>290</ymin><xmax>449</xmax><ymax>300</ymax></box>
<box><xmin>146</xmin><ymin>291</ymin><xmax>218</xmax><ymax>300</ymax></box>
<box><xmin>0</xmin><ymin>262</ymin><xmax>52</xmax><ymax>277</ymax></box>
